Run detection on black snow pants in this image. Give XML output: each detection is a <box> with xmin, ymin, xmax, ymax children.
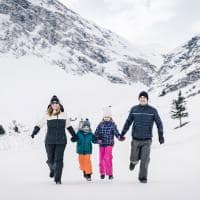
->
<box><xmin>45</xmin><ymin>144</ymin><xmax>66</xmax><ymax>182</ymax></box>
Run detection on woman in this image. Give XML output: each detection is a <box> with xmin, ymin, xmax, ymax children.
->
<box><xmin>31</xmin><ymin>95</ymin><xmax>76</xmax><ymax>184</ymax></box>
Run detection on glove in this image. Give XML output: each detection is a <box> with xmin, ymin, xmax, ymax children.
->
<box><xmin>118</xmin><ymin>135</ymin><xmax>125</xmax><ymax>141</ymax></box>
<box><xmin>71</xmin><ymin>135</ymin><xmax>78</xmax><ymax>142</ymax></box>
<box><xmin>31</xmin><ymin>126</ymin><xmax>40</xmax><ymax>139</ymax></box>
<box><xmin>159</xmin><ymin>136</ymin><xmax>164</xmax><ymax>144</ymax></box>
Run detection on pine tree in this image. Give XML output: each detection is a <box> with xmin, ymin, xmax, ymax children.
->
<box><xmin>171</xmin><ymin>91</ymin><xmax>189</xmax><ymax>127</ymax></box>
<box><xmin>0</xmin><ymin>124</ymin><xmax>5</xmax><ymax>135</ymax></box>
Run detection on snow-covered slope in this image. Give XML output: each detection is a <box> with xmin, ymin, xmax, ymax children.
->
<box><xmin>152</xmin><ymin>35</ymin><xmax>200</xmax><ymax>98</ymax></box>
<box><xmin>0</xmin><ymin>0</ymin><xmax>157</xmax><ymax>85</ymax></box>
<box><xmin>0</xmin><ymin>1</ymin><xmax>199</xmax><ymax>199</ymax></box>
<box><xmin>0</xmin><ymin>55</ymin><xmax>147</xmax><ymax>129</ymax></box>
<box><xmin>136</xmin><ymin>43</ymin><xmax>166</xmax><ymax>69</ymax></box>
<box><xmin>0</xmin><ymin>55</ymin><xmax>199</xmax><ymax>200</ymax></box>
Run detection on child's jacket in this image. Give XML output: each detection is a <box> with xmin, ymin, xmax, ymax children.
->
<box><xmin>76</xmin><ymin>130</ymin><xmax>97</xmax><ymax>154</ymax></box>
<box><xmin>95</xmin><ymin>121</ymin><xmax>120</xmax><ymax>147</ymax></box>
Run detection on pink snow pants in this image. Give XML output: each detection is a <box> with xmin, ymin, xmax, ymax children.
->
<box><xmin>99</xmin><ymin>146</ymin><xmax>113</xmax><ymax>176</ymax></box>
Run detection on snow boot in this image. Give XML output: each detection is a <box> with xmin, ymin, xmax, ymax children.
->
<box><xmin>108</xmin><ymin>175</ymin><xmax>114</xmax><ymax>180</ymax></box>
<box><xmin>100</xmin><ymin>175</ymin><xmax>105</xmax><ymax>179</ymax></box>
<box><xmin>55</xmin><ymin>179</ymin><xmax>62</xmax><ymax>184</ymax></box>
<box><xmin>83</xmin><ymin>171</ymin><xmax>87</xmax><ymax>178</ymax></box>
<box><xmin>129</xmin><ymin>162</ymin><xmax>136</xmax><ymax>171</ymax></box>
<box><xmin>55</xmin><ymin>180</ymin><xmax>62</xmax><ymax>184</ymax></box>
<box><xmin>54</xmin><ymin>177</ymin><xmax>62</xmax><ymax>184</ymax></box>
<box><xmin>139</xmin><ymin>178</ymin><xmax>147</xmax><ymax>183</ymax></box>
<box><xmin>86</xmin><ymin>174</ymin><xmax>92</xmax><ymax>181</ymax></box>
<box><xmin>49</xmin><ymin>170</ymin><xmax>54</xmax><ymax>178</ymax></box>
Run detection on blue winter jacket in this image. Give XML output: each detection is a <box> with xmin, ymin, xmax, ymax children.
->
<box><xmin>95</xmin><ymin>121</ymin><xmax>120</xmax><ymax>146</ymax></box>
<box><xmin>121</xmin><ymin>104</ymin><xmax>163</xmax><ymax>140</ymax></box>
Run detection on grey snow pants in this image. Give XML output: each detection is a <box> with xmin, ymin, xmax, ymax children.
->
<box><xmin>130</xmin><ymin>139</ymin><xmax>152</xmax><ymax>180</ymax></box>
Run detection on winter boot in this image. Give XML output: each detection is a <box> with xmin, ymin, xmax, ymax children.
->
<box><xmin>108</xmin><ymin>175</ymin><xmax>114</xmax><ymax>180</ymax></box>
<box><xmin>100</xmin><ymin>175</ymin><xmax>105</xmax><ymax>179</ymax></box>
<box><xmin>139</xmin><ymin>178</ymin><xmax>147</xmax><ymax>183</ymax></box>
<box><xmin>49</xmin><ymin>170</ymin><xmax>54</xmax><ymax>178</ymax></box>
<box><xmin>129</xmin><ymin>162</ymin><xmax>136</xmax><ymax>171</ymax></box>
<box><xmin>54</xmin><ymin>177</ymin><xmax>62</xmax><ymax>184</ymax></box>
<box><xmin>55</xmin><ymin>180</ymin><xmax>62</xmax><ymax>184</ymax></box>
<box><xmin>83</xmin><ymin>171</ymin><xmax>87</xmax><ymax>178</ymax></box>
<box><xmin>86</xmin><ymin>174</ymin><xmax>92</xmax><ymax>181</ymax></box>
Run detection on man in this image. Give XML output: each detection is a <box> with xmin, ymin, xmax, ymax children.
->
<box><xmin>120</xmin><ymin>91</ymin><xmax>164</xmax><ymax>183</ymax></box>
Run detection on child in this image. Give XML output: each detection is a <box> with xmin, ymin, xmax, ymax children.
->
<box><xmin>95</xmin><ymin>106</ymin><xmax>124</xmax><ymax>180</ymax></box>
<box><xmin>71</xmin><ymin>119</ymin><xmax>97</xmax><ymax>181</ymax></box>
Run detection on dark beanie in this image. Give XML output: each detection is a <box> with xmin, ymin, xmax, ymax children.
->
<box><xmin>50</xmin><ymin>95</ymin><xmax>60</xmax><ymax>104</ymax></box>
<box><xmin>139</xmin><ymin>91</ymin><xmax>149</xmax><ymax>100</ymax></box>
<box><xmin>82</xmin><ymin>118</ymin><xmax>91</xmax><ymax>128</ymax></box>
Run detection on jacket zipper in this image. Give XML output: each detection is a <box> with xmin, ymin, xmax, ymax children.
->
<box><xmin>56</xmin><ymin>114</ymin><xmax>58</xmax><ymax>143</ymax></box>
<box><xmin>83</xmin><ymin>134</ymin><xmax>86</xmax><ymax>154</ymax></box>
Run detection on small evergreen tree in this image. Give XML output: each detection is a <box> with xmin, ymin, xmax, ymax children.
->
<box><xmin>0</xmin><ymin>125</ymin><xmax>5</xmax><ymax>135</ymax></box>
<box><xmin>171</xmin><ymin>90</ymin><xmax>189</xmax><ymax>127</ymax></box>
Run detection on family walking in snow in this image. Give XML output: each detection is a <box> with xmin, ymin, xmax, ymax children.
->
<box><xmin>31</xmin><ymin>91</ymin><xmax>164</xmax><ymax>184</ymax></box>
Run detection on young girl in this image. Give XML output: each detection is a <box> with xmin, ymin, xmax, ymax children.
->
<box><xmin>71</xmin><ymin>119</ymin><xmax>97</xmax><ymax>181</ymax></box>
<box><xmin>95</xmin><ymin>106</ymin><xmax>123</xmax><ymax>180</ymax></box>
<box><xmin>31</xmin><ymin>95</ymin><xmax>76</xmax><ymax>184</ymax></box>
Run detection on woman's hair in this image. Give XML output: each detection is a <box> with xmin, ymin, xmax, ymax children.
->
<box><xmin>47</xmin><ymin>104</ymin><xmax>61</xmax><ymax>116</ymax></box>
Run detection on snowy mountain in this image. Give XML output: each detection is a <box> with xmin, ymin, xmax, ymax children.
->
<box><xmin>0</xmin><ymin>0</ymin><xmax>157</xmax><ymax>85</ymax></box>
<box><xmin>152</xmin><ymin>35</ymin><xmax>200</xmax><ymax>98</ymax></box>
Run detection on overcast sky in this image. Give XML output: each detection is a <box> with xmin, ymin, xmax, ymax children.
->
<box><xmin>59</xmin><ymin>0</ymin><xmax>200</xmax><ymax>52</ymax></box>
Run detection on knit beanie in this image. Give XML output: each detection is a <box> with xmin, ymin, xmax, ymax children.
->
<box><xmin>138</xmin><ymin>91</ymin><xmax>149</xmax><ymax>100</ymax></box>
<box><xmin>50</xmin><ymin>95</ymin><xmax>60</xmax><ymax>104</ymax></box>
<box><xmin>103</xmin><ymin>106</ymin><xmax>112</xmax><ymax>118</ymax></box>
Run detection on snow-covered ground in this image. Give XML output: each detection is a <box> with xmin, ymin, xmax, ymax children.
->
<box><xmin>0</xmin><ymin>56</ymin><xmax>199</xmax><ymax>200</ymax></box>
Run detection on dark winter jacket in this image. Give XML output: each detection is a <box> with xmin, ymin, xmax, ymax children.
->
<box><xmin>32</xmin><ymin>112</ymin><xmax>75</xmax><ymax>144</ymax></box>
<box><xmin>95</xmin><ymin>120</ymin><xmax>120</xmax><ymax>146</ymax></box>
<box><xmin>75</xmin><ymin>130</ymin><xmax>97</xmax><ymax>154</ymax></box>
<box><xmin>121</xmin><ymin>104</ymin><xmax>163</xmax><ymax>140</ymax></box>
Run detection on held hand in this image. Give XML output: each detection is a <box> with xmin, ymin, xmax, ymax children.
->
<box><xmin>97</xmin><ymin>140</ymin><xmax>103</xmax><ymax>145</ymax></box>
<box><xmin>118</xmin><ymin>135</ymin><xmax>125</xmax><ymax>141</ymax></box>
<box><xmin>71</xmin><ymin>135</ymin><xmax>78</xmax><ymax>142</ymax></box>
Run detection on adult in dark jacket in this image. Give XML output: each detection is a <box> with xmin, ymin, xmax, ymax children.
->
<box><xmin>31</xmin><ymin>95</ymin><xmax>76</xmax><ymax>184</ymax></box>
<box><xmin>120</xmin><ymin>91</ymin><xmax>164</xmax><ymax>183</ymax></box>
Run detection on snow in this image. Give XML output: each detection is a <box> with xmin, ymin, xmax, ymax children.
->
<box><xmin>0</xmin><ymin>55</ymin><xmax>200</xmax><ymax>200</ymax></box>
<box><xmin>0</xmin><ymin>0</ymin><xmax>159</xmax><ymax>85</ymax></box>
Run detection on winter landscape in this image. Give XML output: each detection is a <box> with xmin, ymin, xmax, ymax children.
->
<box><xmin>0</xmin><ymin>0</ymin><xmax>200</xmax><ymax>200</ymax></box>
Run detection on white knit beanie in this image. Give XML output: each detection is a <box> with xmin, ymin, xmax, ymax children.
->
<box><xmin>103</xmin><ymin>106</ymin><xmax>112</xmax><ymax>118</ymax></box>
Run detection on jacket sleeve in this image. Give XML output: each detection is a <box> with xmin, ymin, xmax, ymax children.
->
<box><xmin>92</xmin><ymin>134</ymin><xmax>98</xmax><ymax>144</ymax></box>
<box><xmin>94</xmin><ymin>124</ymin><xmax>101</xmax><ymax>139</ymax></box>
<box><xmin>64</xmin><ymin>112</ymin><xmax>71</xmax><ymax>128</ymax></box>
<box><xmin>67</xmin><ymin>126</ymin><xmax>76</xmax><ymax>137</ymax></box>
<box><xmin>36</xmin><ymin>114</ymin><xmax>47</xmax><ymax>129</ymax></box>
<box><xmin>154</xmin><ymin>108</ymin><xmax>164</xmax><ymax>137</ymax></box>
<box><xmin>121</xmin><ymin>108</ymin><xmax>134</xmax><ymax>136</ymax></box>
<box><xmin>112</xmin><ymin>122</ymin><xmax>120</xmax><ymax>138</ymax></box>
